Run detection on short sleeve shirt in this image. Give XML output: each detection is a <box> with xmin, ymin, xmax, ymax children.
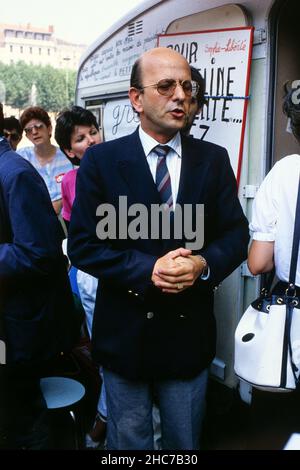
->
<box><xmin>18</xmin><ymin>146</ymin><xmax>73</xmax><ymax>202</ymax></box>
<box><xmin>61</xmin><ymin>168</ymin><xmax>78</xmax><ymax>222</ymax></box>
<box><xmin>249</xmin><ymin>154</ymin><xmax>300</xmax><ymax>284</ymax></box>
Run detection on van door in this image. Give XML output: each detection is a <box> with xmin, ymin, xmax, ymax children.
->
<box><xmin>269</xmin><ymin>0</ymin><xmax>300</xmax><ymax>167</ymax></box>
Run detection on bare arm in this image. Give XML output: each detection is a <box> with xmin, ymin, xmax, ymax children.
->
<box><xmin>247</xmin><ymin>240</ymin><xmax>274</xmax><ymax>275</ymax></box>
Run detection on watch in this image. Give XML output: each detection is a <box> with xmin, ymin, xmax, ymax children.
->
<box><xmin>198</xmin><ymin>255</ymin><xmax>209</xmax><ymax>277</ymax></box>
<box><xmin>199</xmin><ymin>254</ymin><xmax>207</xmax><ymax>269</ymax></box>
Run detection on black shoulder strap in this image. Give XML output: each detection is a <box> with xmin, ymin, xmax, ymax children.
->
<box><xmin>261</xmin><ymin>267</ymin><xmax>276</xmax><ymax>294</ymax></box>
<box><xmin>289</xmin><ymin>177</ymin><xmax>300</xmax><ymax>285</ymax></box>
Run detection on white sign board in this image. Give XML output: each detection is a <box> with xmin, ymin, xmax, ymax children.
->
<box><xmin>159</xmin><ymin>27</ymin><xmax>253</xmax><ymax>183</ymax></box>
<box><xmin>78</xmin><ymin>30</ymin><xmax>158</xmax><ymax>89</ymax></box>
<box><xmin>103</xmin><ymin>98</ymin><xmax>140</xmax><ymax>141</ymax></box>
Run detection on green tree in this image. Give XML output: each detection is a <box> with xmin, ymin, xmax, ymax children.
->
<box><xmin>0</xmin><ymin>61</ymin><xmax>76</xmax><ymax>112</ymax></box>
<box><xmin>0</xmin><ymin>61</ymin><xmax>33</xmax><ymax>108</ymax></box>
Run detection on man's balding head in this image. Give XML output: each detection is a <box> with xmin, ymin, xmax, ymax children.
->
<box><xmin>129</xmin><ymin>47</ymin><xmax>192</xmax><ymax>142</ymax></box>
<box><xmin>131</xmin><ymin>47</ymin><xmax>190</xmax><ymax>88</ymax></box>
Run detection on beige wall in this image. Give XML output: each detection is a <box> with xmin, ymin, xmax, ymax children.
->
<box><xmin>0</xmin><ymin>24</ymin><xmax>86</xmax><ymax>69</ymax></box>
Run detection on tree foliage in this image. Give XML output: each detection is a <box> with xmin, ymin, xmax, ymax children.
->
<box><xmin>0</xmin><ymin>61</ymin><xmax>76</xmax><ymax>112</ymax></box>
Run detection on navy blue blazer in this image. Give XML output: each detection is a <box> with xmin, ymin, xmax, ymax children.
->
<box><xmin>68</xmin><ymin>129</ymin><xmax>249</xmax><ymax>380</ymax></box>
<box><xmin>0</xmin><ymin>138</ymin><xmax>76</xmax><ymax>365</ymax></box>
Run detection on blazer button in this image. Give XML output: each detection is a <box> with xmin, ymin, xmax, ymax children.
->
<box><xmin>146</xmin><ymin>311</ymin><xmax>154</xmax><ymax>319</ymax></box>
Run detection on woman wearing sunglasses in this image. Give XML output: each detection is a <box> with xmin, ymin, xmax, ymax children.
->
<box><xmin>18</xmin><ymin>106</ymin><xmax>73</xmax><ymax>215</ymax></box>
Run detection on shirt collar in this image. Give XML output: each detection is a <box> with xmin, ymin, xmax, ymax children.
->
<box><xmin>138</xmin><ymin>126</ymin><xmax>182</xmax><ymax>158</ymax></box>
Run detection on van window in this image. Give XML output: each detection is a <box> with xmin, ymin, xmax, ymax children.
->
<box><xmin>166</xmin><ymin>4</ymin><xmax>248</xmax><ymax>33</ymax></box>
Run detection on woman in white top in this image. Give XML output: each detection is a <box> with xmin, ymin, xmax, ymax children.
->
<box><xmin>248</xmin><ymin>85</ymin><xmax>300</xmax><ymax>289</ymax></box>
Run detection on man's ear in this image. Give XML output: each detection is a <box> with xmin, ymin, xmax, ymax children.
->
<box><xmin>129</xmin><ymin>87</ymin><xmax>143</xmax><ymax>114</ymax></box>
<box><xmin>64</xmin><ymin>148</ymin><xmax>76</xmax><ymax>159</ymax></box>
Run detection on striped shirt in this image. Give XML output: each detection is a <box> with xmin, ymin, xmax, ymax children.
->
<box><xmin>138</xmin><ymin>127</ymin><xmax>182</xmax><ymax>205</ymax></box>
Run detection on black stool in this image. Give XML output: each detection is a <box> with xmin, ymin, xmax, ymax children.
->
<box><xmin>40</xmin><ymin>376</ymin><xmax>85</xmax><ymax>449</ymax></box>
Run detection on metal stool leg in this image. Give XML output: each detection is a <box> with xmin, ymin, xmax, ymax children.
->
<box><xmin>69</xmin><ymin>408</ymin><xmax>85</xmax><ymax>449</ymax></box>
<box><xmin>40</xmin><ymin>377</ymin><xmax>85</xmax><ymax>449</ymax></box>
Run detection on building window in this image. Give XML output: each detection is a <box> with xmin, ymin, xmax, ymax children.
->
<box><xmin>10</xmin><ymin>45</ymin><xmax>13</xmax><ymax>52</ymax></box>
<box><xmin>35</xmin><ymin>33</ymin><xmax>43</xmax><ymax>40</ymax></box>
<box><xmin>20</xmin><ymin>46</ymin><xmax>23</xmax><ymax>53</ymax></box>
<box><xmin>25</xmin><ymin>32</ymin><xmax>34</xmax><ymax>39</ymax></box>
<box><xmin>16</xmin><ymin>31</ymin><xmax>23</xmax><ymax>38</ymax></box>
<box><xmin>5</xmin><ymin>30</ymin><xmax>14</xmax><ymax>37</ymax></box>
<box><xmin>39</xmin><ymin>48</ymin><xmax>41</xmax><ymax>55</ymax></box>
<box><xmin>29</xmin><ymin>47</ymin><xmax>32</xmax><ymax>54</ymax></box>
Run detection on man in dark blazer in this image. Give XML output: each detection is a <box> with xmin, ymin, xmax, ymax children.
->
<box><xmin>0</xmin><ymin>102</ymin><xmax>77</xmax><ymax>449</ymax></box>
<box><xmin>68</xmin><ymin>47</ymin><xmax>249</xmax><ymax>450</ymax></box>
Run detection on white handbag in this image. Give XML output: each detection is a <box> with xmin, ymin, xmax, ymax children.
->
<box><xmin>234</xmin><ymin>289</ymin><xmax>300</xmax><ymax>391</ymax></box>
<box><xmin>234</xmin><ymin>177</ymin><xmax>300</xmax><ymax>391</ymax></box>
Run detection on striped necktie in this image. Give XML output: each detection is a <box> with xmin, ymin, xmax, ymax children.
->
<box><xmin>154</xmin><ymin>145</ymin><xmax>173</xmax><ymax>209</ymax></box>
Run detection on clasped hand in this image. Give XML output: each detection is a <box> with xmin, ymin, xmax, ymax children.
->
<box><xmin>151</xmin><ymin>248</ymin><xmax>204</xmax><ymax>294</ymax></box>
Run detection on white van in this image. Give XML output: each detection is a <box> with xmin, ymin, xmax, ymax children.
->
<box><xmin>75</xmin><ymin>0</ymin><xmax>300</xmax><ymax>404</ymax></box>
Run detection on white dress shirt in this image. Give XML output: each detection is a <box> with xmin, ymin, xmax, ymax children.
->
<box><xmin>250</xmin><ymin>154</ymin><xmax>300</xmax><ymax>285</ymax></box>
<box><xmin>138</xmin><ymin>126</ymin><xmax>182</xmax><ymax>205</ymax></box>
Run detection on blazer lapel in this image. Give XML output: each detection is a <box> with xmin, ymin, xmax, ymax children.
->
<box><xmin>117</xmin><ymin>130</ymin><xmax>161</xmax><ymax>207</ymax></box>
<box><xmin>176</xmin><ymin>136</ymin><xmax>209</xmax><ymax>207</ymax></box>
<box><xmin>116</xmin><ymin>132</ymin><xmax>210</xmax><ymax>252</ymax></box>
<box><xmin>163</xmin><ymin>136</ymin><xmax>209</xmax><ymax>252</ymax></box>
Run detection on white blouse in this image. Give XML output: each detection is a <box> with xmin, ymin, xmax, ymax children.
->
<box><xmin>250</xmin><ymin>154</ymin><xmax>300</xmax><ymax>285</ymax></box>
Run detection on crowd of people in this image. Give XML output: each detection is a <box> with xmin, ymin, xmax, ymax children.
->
<box><xmin>0</xmin><ymin>45</ymin><xmax>299</xmax><ymax>450</ymax></box>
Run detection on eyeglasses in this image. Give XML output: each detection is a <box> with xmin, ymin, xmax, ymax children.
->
<box><xmin>24</xmin><ymin>123</ymin><xmax>45</xmax><ymax>135</ymax></box>
<box><xmin>3</xmin><ymin>130</ymin><xmax>20</xmax><ymax>142</ymax></box>
<box><xmin>138</xmin><ymin>79</ymin><xmax>199</xmax><ymax>97</ymax></box>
